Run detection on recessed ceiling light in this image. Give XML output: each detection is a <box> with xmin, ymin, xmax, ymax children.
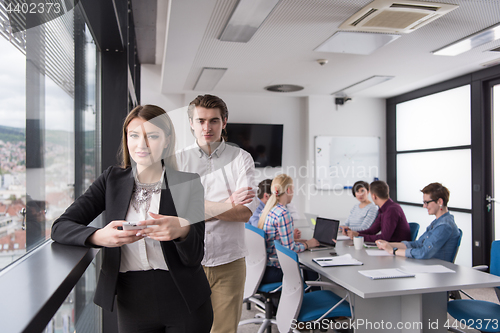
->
<box><xmin>332</xmin><ymin>76</ymin><xmax>394</xmax><ymax>96</ymax></box>
<box><xmin>219</xmin><ymin>0</ymin><xmax>281</xmax><ymax>43</ymax></box>
<box><xmin>433</xmin><ymin>23</ymin><xmax>500</xmax><ymax>56</ymax></box>
<box><xmin>193</xmin><ymin>68</ymin><xmax>227</xmax><ymax>91</ymax></box>
<box><xmin>315</xmin><ymin>31</ymin><xmax>400</xmax><ymax>55</ymax></box>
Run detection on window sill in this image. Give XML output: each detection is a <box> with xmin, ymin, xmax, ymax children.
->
<box><xmin>0</xmin><ymin>240</ymin><xmax>99</xmax><ymax>332</ymax></box>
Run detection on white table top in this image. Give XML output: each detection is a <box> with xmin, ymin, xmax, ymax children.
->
<box><xmin>298</xmin><ymin>239</ymin><xmax>500</xmax><ymax>299</ymax></box>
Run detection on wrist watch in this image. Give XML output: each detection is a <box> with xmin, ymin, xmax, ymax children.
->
<box><xmin>393</xmin><ymin>247</ymin><xmax>398</xmax><ymax>255</ymax></box>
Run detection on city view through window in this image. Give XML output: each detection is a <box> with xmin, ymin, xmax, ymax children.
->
<box><xmin>0</xmin><ymin>8</ymin><xmax>98</xmax><ymax>271</ymax></box>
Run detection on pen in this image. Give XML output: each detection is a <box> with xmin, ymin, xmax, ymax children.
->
<box><xmin>315</xmin><ymin>259</ymin><xmax>333</xmax><ymax>261</ymax></box>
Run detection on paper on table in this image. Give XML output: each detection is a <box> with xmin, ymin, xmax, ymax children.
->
<box><xmin>366</xmin><ymin>249</ymin><xmax>393</xmax><ymax>256</ymax></box>
<box><xmin>337</xmin><ymin>235</ymin><xmax>350</xmax><ymax>241</ymax></box>
<box><xmin>312</xmin><ymin>254</ymin><xmax>363</xmax><ymax>267</ymax></box>
<box><xmin>401</xmin><ymin>265</ymin><xmax>456</xmax><ymax>274</ymax></box>
<box><xmin>359</xmin><ymin>268</ymin><xmax>415</xmax><ymax>280</ymax></box>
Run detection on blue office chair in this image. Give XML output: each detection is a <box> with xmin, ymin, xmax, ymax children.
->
<box><xmin>447</xmin><ymin>240</ymin><xmax>500</xmax><ymax>333</ymax></box>
<box><xmin>239</xmin><ymin>224</ymin><xmax>281</xmax><ymax>333</ymax></box>
<box><xmin>274</xmin><ymin>240</ymin><xmax>352</xmax><ymax>333</ymax></box>
<box><xmin>409</xmin><ymin>222</ymin><xmax>420</xmax><ymax>241</ymax></box>
<box><xmin>452</xmin><ymin>229</ymin><xmax>463</xmax><ymax>263</ymax></box>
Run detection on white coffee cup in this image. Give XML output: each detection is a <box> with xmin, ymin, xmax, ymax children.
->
<box><xmin>353</xmin><ymin>236</ymin><xmax>364</xmax><ymax>250</ymax></box>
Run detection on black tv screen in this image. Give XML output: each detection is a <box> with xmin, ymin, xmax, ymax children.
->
<box><xmin>225</xmin><ymin>123</ymin><xmax>283</xmax><ymax>167</ymax></box>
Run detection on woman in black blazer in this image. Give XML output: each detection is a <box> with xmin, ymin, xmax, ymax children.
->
<box><xmin>51</xmin><ymin>105</ymin><xmax>212</xmax><ymax>333</ymax></box>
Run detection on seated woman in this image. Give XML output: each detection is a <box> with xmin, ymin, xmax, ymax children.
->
<box><xmin>340</xmin><ymin>180</ymin><xmax>378</xmax><ymax>233</ymax></box>
<box><xmin>376</xmin><ymin>182</ymin><xmax>461</xmax><ymax>262</ymax></box>
<box><xmin>258</xmin><ymin>174</ymin><xmax>319</xmax><ymax>284</ymax></box>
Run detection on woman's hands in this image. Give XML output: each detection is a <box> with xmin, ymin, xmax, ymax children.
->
<box><xmin>293</xmin><ymin>228</ymin><xmax>302</xmax><ymax>240</ymax></box>
<box><xmin>305</xmin><ymin>238</ymin><xmax>320</xmax><ymax>249</ymax></box>
<box><xmin>136</xmin><ymin>212</ymin><xmax>191</xmax><ymax>241</ymax></box>
<box><xmin>376</xmin><ymin>239</ymin><xmax>390</xmax><ymax>251</ymax></box>
<box><xmin>87</xmin><ymin>221</ymin><xmax>144</xmax><ymax>247</ymax></box>
<box><xmin>87</xmin><ymin>213</ymin><xmax>192</xmax><ymax>247</ymax></box>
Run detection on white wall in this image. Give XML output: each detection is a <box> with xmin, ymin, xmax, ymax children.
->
<box><xmin>141</xmin><ymin>65</ymin><xmax>386</xmax><ymax>221</ymax></box>
<box><xmin>306</xmin><ymin>96</ymin><xmax>386</xmax><ymax>222</ymax></box>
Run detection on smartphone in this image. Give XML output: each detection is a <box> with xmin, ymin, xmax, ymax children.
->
<box><xmin>122</xmin><ymin>222</ymin><xmax>147</xmax><ymax>230</ymax></box>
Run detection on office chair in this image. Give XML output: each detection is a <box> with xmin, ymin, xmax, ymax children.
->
<box><xmin>447</xmin><ymin>240</ymin><xmax>500</xmax><ymax>333</ymax></box>
<box><xmin>452</xmin><ymin>229</ymin><xmax>463</xmax><ymax>264</ymax></box>
<box><xmin>274</xmin><ymin>240</ymin><xmax>352</xmax><ymax>333</ymax></box>
<box><xmin>239</xmin><ymin>224</ymin><xmax>281</xmax><ymax>333</ymax></box>
<box><xmin>447</xmin><ymin>229</ymin><xmax>464</xmax><ymax>301</ymax></box>
<box><xmin>409</xmin><ymin>222</ymin><xmax>420</xmax><ymax>241</ymax></box>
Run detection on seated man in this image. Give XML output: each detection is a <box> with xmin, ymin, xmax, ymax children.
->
<box><xmin>376</xmin><ymin>183</ymin><xmax>461</xmax><ymax>261</ymax></box>
<box><xmin>345</xmin><ymin>180</ymin><xmax>411</xmax><ymax>242</ymax></box>
<box><xmin>248</xmin><ymin>178</ymin><xmax>299</xmax><ymax>227</ymax></box>
<box><xmin>248</xmin><ymin>179</ymin><xmax>272</xmax><ymax>227</ymax></box>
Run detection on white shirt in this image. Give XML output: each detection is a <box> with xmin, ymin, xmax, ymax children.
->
<box><xmin>119</xmin><ymin>173</ymin><xmax>169</xmax><ymax>272</ymax></box>
<box><xmin>177</xmin><ymin>140</ymin><xmax>259</xmax><ymax>267</ymax></box>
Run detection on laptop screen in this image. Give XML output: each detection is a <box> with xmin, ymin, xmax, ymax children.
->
<box><xmin>313</xmin><ymin>217</ymin><xmax>340</xmax><ymax>246</ymax></box>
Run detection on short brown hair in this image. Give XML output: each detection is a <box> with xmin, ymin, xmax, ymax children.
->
<box><xmin>421</xmin><ymin>182</ymin><xmax>450</xmax><ymax>206</ymax></box>
<box><xmin>352</xmin><ymin>180</ymin><xmax>370</xmax><ymax>197</ymax></box>
<box><xmin>257</xmin><ymin>179</ymin><xmax>272</xmax><ymax>199</ymax></box>
<box><xmin>188</xmin><ymin>94</ymin><xmax>228</xmax><ymax>141</ymax></box>
<box><xmin>120</xmin><ymin>104</ymin><xmax>177</xmax><ymax>170</ymax></box>
<box><xmin>369</xmin><ymin>180</ymin><xmax>389</xmax><ymax>200</ymax></box>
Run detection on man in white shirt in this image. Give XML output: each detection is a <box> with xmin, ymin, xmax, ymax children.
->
<box><xmin>176</xmin><ymin>94</ymin><xmax>259</xmax><ymax>333</ymax></box>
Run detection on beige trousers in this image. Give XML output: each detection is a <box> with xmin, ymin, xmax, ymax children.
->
<box><xmin>203</xmin><ymin>258</ymin><xmax>246</xmax><ymax>333</ymax></box>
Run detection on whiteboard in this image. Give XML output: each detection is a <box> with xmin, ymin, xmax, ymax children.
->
<box><xmin>315</xmin><ymin>136</ymin><xmax>380</xmax><ymax>190</ymax></box>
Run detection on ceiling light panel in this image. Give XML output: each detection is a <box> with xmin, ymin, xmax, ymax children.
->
<box><xmin>315</xmin><ymin>31</ymin><xmax>400</xmax><ymax>55</ymax></box>
<box><xmin>219</xmin><ymin>0</ymin><xmax>281</xmax><ymax>43</ymax></box>
<box><xmin>193</xmin><ymin>68</ymin><xmax>227</xmax><ymax>91</ymax></box>
<box><xmin>433</xmin><ymin>23</ymin><xmax>500</xmax><ymax>56</ymax></box>
<box><xmin>332</xmin><ymin>76</ymin><xmax>395</xmax><ymax>96</ymax></box>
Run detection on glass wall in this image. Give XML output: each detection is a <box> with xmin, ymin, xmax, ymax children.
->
<box><xmin>0</xmin><ymin>4</ymin><xmax>99</xmax><ymax>269</ymax></box>
<box><xmin>395</xmin><ymin>85</ymin><xmax>472</xmax><ymax>266</ymax></box>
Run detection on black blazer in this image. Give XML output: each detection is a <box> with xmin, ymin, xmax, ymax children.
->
<box><xmin>51</xmin><ymin>166</ymin><xmax>210</xmax><ymax>313</ymax></box>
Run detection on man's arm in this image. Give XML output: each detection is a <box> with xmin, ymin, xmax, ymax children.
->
<box><xmin>357</xmin><ymin>215</ymin><xmax>382</xmax><ymax>241</ymax></box>
<box><xmin>205</xmin><ymin>200</ymin><xmax>252</xmax><ymax>222</ymax></box>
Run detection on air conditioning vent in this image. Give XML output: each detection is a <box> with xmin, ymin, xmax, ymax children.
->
<box><xmin>339</xmin><ymin>0</ymin><xmax>458</xmax><ymax>34</ymax></box>
<box><xmin>389</xmin><ymin>3</ymin><xmax>439</xmax><ymax>11</ymax></box>
<box><xmin>351</xmin><ymin>9</ymin><xmax>378</xmax><ymax>27</ymax></box>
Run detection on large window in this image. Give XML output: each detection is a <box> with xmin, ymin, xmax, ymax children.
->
<box><xmin>394</xmin><ymin>85</ymin><xmax>472</xmax><ymax>266</ymax></box>
<box><xmin>0</xmin><ymin>4</ymin><xmax>99</xmax><ymax>270</ymax></box>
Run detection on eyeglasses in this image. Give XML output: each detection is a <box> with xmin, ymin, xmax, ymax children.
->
<box><xmin>423</xmin><ymin>199</ymin><xmax>436</xmax><ymax>206</ymax></box>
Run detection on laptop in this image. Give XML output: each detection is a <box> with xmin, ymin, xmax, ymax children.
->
<box><xmin>309</xmin><ymin>217</ymin><xmax>340</xmax><ymax>252</ymax></box>
<box><xmin>303</xmin><ymin>212</ymin><xmax>318</xmax><ymax>230</ymax></box>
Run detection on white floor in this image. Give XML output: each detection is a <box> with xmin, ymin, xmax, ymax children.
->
<box><xmin>237</xmin><ymin>288</ymin><xmax>499</xmax><ymax>333</ymax></box>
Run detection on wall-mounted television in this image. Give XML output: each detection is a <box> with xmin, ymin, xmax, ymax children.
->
<box><xmin>225</xmin><ymin>123</ymin><xmax>283</xmax><ymax>167</ymax></box>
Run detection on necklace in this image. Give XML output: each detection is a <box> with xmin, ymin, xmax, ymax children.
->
<box><xmin>131</xmin><ymin>173</ymin><xmax>162</xmax><ymax>215</ymax></box>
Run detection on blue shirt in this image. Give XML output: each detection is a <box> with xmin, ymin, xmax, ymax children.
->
<box><xmin>402</xmin><ymin>212</ymin><xmax>460</xmax><ymax>262</ymax></box>
<box><xmin>263</xmin><ymin>204</ymin><xmax>305</xmax><ymax>268</ymax></box>
<box><xmin>248</xmin><ymin>199</ymin><xmax>265</xmax><ymax>227</ymax></box>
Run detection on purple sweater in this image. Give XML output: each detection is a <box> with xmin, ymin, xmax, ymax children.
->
<box><xmin>359</xmin><ymin>198</ymin><xmax>411</xmax><ymax>242</ymax></box>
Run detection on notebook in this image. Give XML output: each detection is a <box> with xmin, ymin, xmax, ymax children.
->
<box><xmin>358</xmin><ymin>268</ymin><xmax>415</xmax><ymax>280</ymax></box>
<box><xmin>309</xmin><ymin>217</ymin><xmax>339</xmax><ymax>252</ymax></box>
<box><xmin>312</xmin><ymin>254</ymin><xmax>363</xmax><ymax>267</ymax></box>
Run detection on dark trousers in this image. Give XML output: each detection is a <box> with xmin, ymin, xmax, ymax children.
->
<box><xmin>261</xmin><ymin>265</ymin><xmax>320</xmax><ymax>285</ymax></box>
<box><xmin>116</xmin><ymin>270</ymin><xmax>213</xmax><ymax>333</ymax></box>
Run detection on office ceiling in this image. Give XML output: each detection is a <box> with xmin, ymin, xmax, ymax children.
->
<box><xmin>136</xmin><ymin>0</ymin><xmax>500</xmax><ymax>98</ymax></box>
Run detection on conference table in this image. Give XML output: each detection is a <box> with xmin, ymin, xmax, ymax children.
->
<box><xmin>298</xmin><ymin>238</ymin><xmax>500</xmax><ymax>333</ymax></box>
